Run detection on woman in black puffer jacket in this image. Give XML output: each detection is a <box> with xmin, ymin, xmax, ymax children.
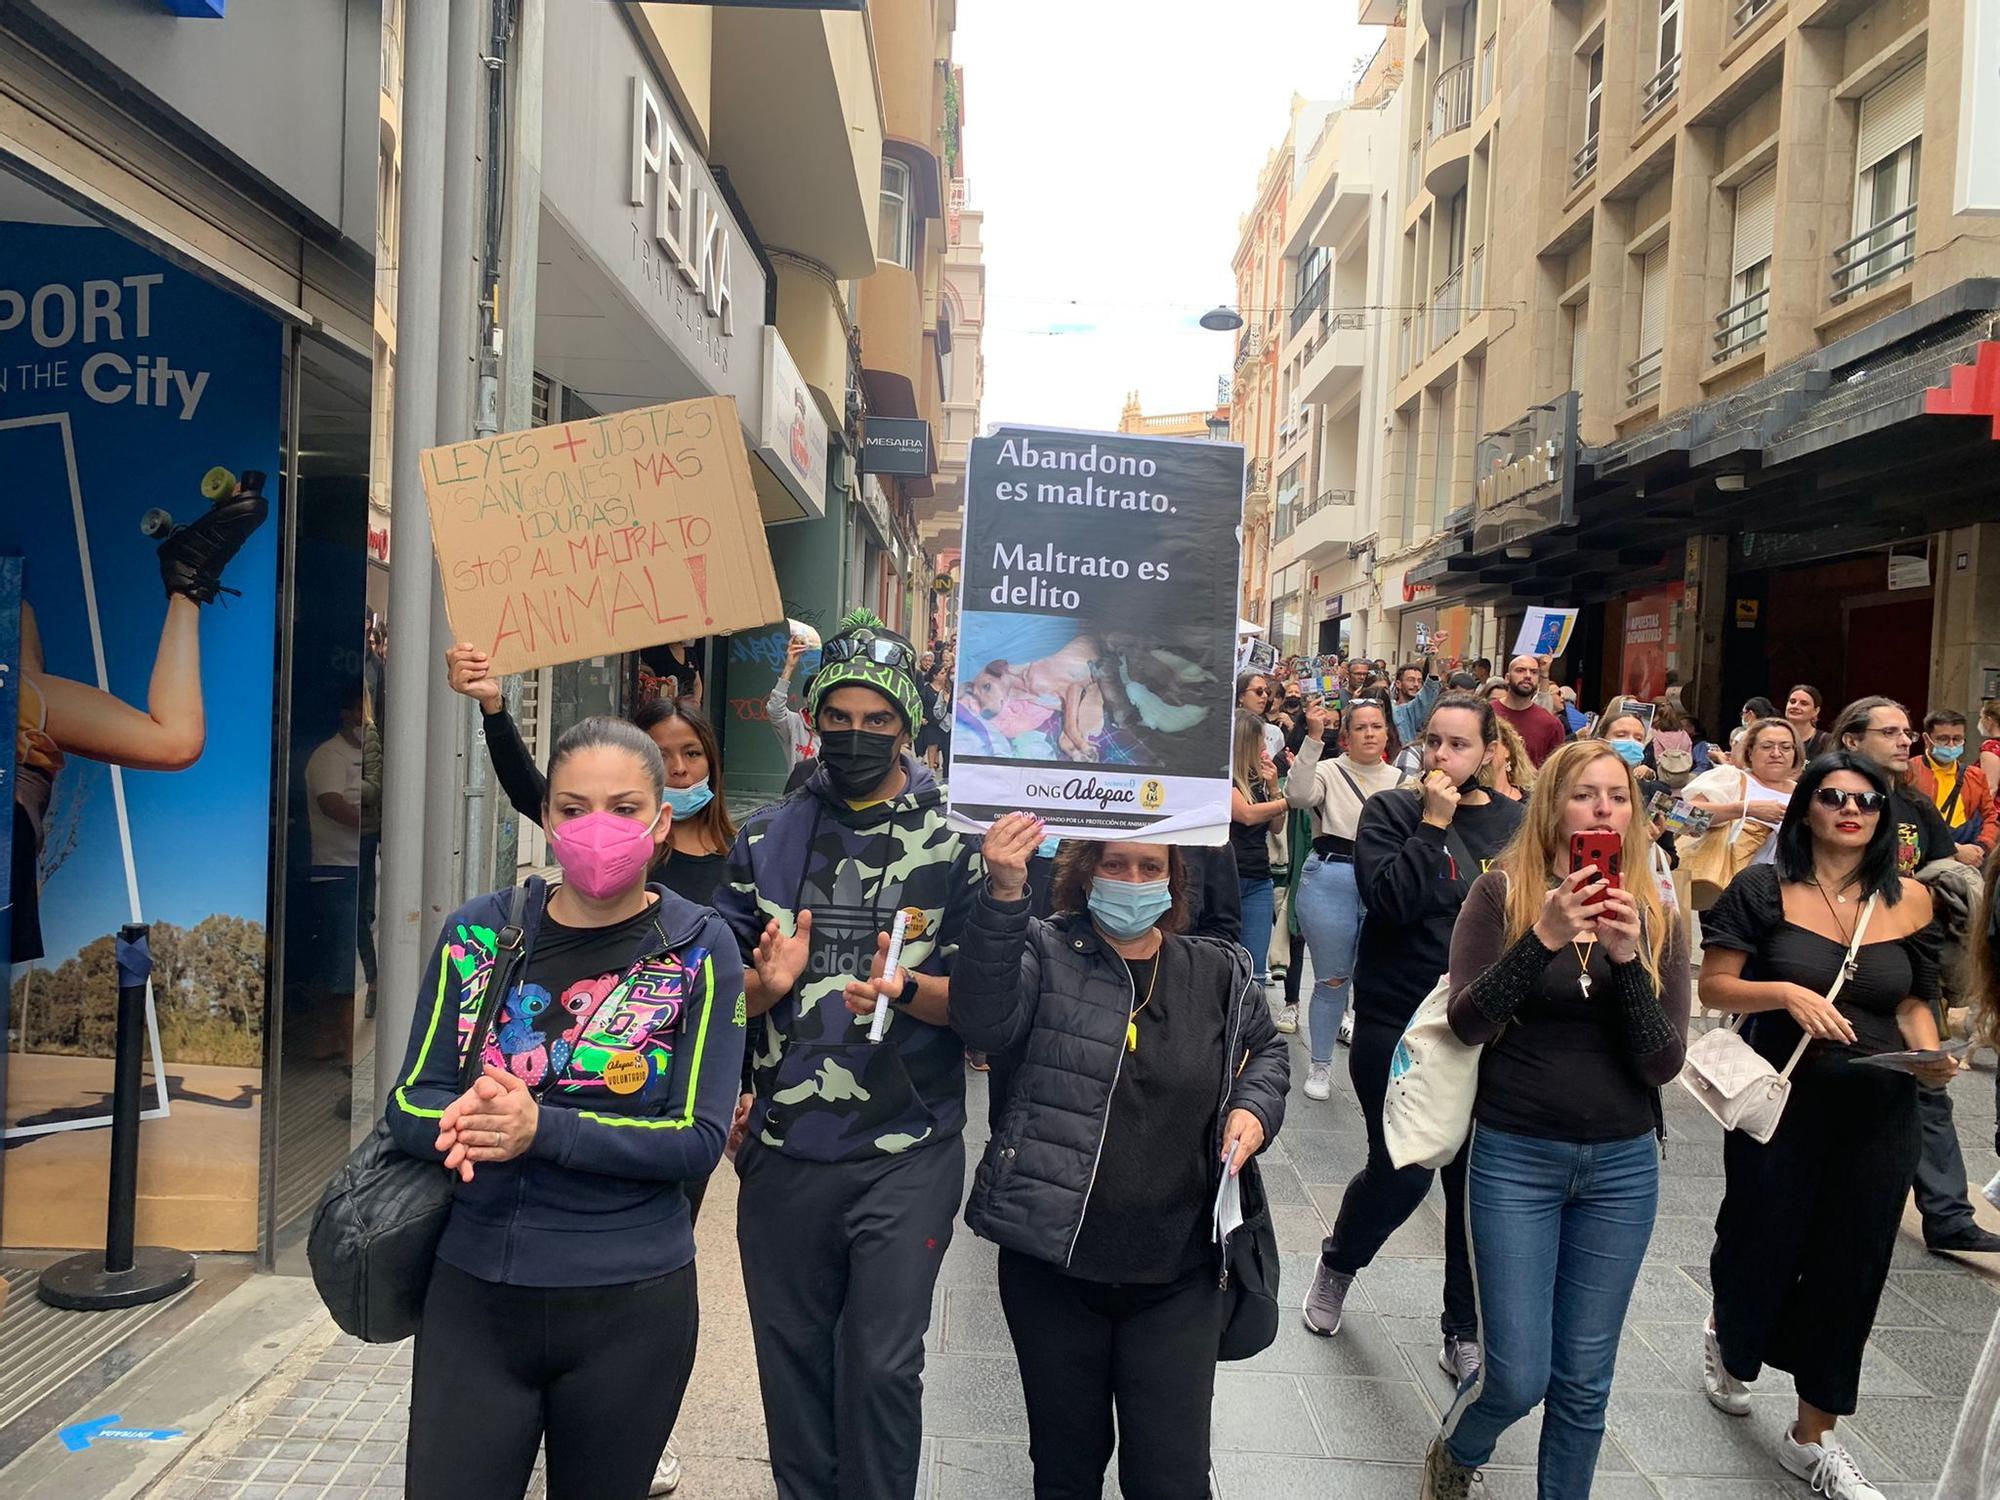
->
<box><xmin>951</xmin><ymin>813</ymin><xmax>1289</xmax><ymax>1500</ymax></box>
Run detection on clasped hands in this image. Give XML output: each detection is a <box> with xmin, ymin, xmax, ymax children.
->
<box><xmin>436</xmin><ymin>1065</ymin><xmax>539</xmax><ymax>1182</ymax></box>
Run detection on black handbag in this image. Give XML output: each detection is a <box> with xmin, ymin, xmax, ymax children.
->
<box><xmin>307</xmin><ymin>886</ymin><xmax>528</xmax><ymax>1343</ymax></box>
<box><xmin>1217</xmin><ymin>1155</ymin><xmax>1280</xmax><ymax>1362</ymax></box>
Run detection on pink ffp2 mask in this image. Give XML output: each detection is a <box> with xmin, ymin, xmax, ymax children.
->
<box><xmin>547</xmin><ymin>809</ymin><xmax>663</xmax><ymax>900</ymax></box>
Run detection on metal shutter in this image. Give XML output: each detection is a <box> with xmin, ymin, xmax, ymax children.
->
<box><xmin>1638</xmin><ymin>247</ymin><xmax>1667</xmax><ymax>355</ymax></box>
<box><xmin>1856</xmin><ymin>63</ymin><xmax>1924</xmax><ymax>171</ymax></box>
<box><xmin>1732</xmin><ymin>168</ymin><xmax>1775</xmax><ymax>276</ymax></box>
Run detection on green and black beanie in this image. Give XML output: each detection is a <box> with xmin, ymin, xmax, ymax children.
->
<box><xmin>805</xmin><ymin>609</ymin><xmax>925</xmax><ymax>732</ymax></box>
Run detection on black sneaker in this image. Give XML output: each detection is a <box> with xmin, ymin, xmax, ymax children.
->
<box><xmin>153</xmin><ymin>467</ymin><xmax>269</xmax><ymax>604</ymax></box>
<box><xmin>1926</xmin><ymin>1224</ymin><xmax>2000</xmax><ymax>1255</ymax></box>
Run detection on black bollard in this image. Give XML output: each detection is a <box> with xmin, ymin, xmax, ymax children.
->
<box><xmin>37</xmin><ymin>924</ymin><xmax>197</xmax><ymax>1310</ymax></box>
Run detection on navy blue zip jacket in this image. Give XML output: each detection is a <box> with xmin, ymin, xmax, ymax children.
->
<box><xmin>386</xmin><ymin>877</ymin><xmax>747</xmax><ymax>1287</ymax></box>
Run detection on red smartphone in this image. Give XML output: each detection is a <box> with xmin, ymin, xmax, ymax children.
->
<box><xmin>1569</xmin><ymin>831</ymin><xmax>1623</xmax><ymax>905</ymax></box>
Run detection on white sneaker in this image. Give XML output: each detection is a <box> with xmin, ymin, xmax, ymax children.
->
<box><xmin>1982</xmin><ymin>1167</ymin><xmax>2000</xmax><ymax>1212</ymax></box>
<box><xmin>1337</xmin><ymin>1009</ymin><xmax>1355</xmax><ymax>1046</ymax></box>
<box><xmin>1702</xmin><ymin>1321</ymin><xmax>1751</xmax><ymax>1416</ymax></box>
<box><xmin>649</xmin><ymin>1434</ymin><xmax>682</xmax><ymax>1495</ymax></box>
<box><xmin>1304</xmin><ymin>1060</ymin><xmax>1333</xmax><ymax>1100</ymax></box>
<box><xmin>1777</xmin><ymin>1428</ymin><xmax>1884</xmax><ymax>1500</ymax></box>
<box><xmin>1274</xmin><ymin>1002</ymin><xmax>1299</xmax><ymax>1034</ymax></box>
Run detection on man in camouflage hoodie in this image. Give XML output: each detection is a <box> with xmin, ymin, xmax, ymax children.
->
<box><xmin>714</xmin><ymin>611</ymin><xmax>981</xmax><ymax>1500</ymax></box>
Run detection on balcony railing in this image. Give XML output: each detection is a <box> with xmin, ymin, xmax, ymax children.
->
<box><xmin>1236</xmin><ymin>325</ymin><xmax>1264</xmax><ymax>368</ymax></box>
<box><xmin>1432</xmin><ymin>58</ymin><xmax>1480</xmax><ymax>145</ymax></box>
<box><xmin>1478</xmin><ymin>34</ymin><xmax>1496</xmax><ymax>109</ymax></box>
<box><xmin>1627</xmin><ymin>348</ymin><xmax>1664</xmax><ymax>405</ymax></box>
<box><xmin>1732</xmin><ymin>0</ymin><xmax>1777</xmax><ymax>34</ymax></box>
<box><xmin>1466</xmin><ymin>244</ymin><xmax>1485</xmax><ymax>313</ymax></box>
<box><xmin>1431</xmin><ymin>265</ymin><xmax>1464</xmax><ymax>351</ymax></box>
<box><xmin>1831</xmin><ymin>203</ymin><xmax>1917</xmax><ymax>303</ymax></box>
<box><xmin>1428</xmin><ymin>57</ymin><xmax>1476</xmax><ymax>144</ymax></box>
<box><xmin>1571</xmin><ymin>134</ymin><xmax>1599</xmax><ymax>189</ymax></box>
<box><xmin>1289</xmin><ymin>268</ymin><xmax>1330</xmax><ymax>337</ymax></box>
<box><xmin>1712</xmin><ymin>286</ymin><xmax>1769</xmax><ymax>362</ymax></box>
<box><xmin>1640</xmin><ymin>55</ymin><xmax>1680</xmax><ymax>121</ymax></box>
<box><xmin>1296</xmin><ymin>488</ymin><xmax>1356</xmax><ymax>523</ymax></box>
<box><xmin>1398</xmin><ymin>311</ymin><xmax>1415</xmax><ymax>376</ymax></box>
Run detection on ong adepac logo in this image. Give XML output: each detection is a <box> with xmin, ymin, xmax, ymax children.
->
<box><xmin>1022</xmin><ymin>774</ymin><xmax>1140</xmax><ymax>811</ymax></box>
<box><xmin>1139</xmin><ymin>780</ymin><xmax>1166</xmax><ymax>811</ymax></box>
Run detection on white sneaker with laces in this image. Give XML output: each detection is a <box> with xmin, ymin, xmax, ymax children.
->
<box><xmin>1275</xmin><ymin>1002</ymin><xmax>1299</xmax><ymax>1034</ymax></box>
<box><xmin>1702</xmin><ymin>1321</ymin><xmax>1751</xmax><ymax>1416</ymax></box>
<box><xmin>649</xmin><ymin>1434</ymin><xmax>682</xmax><ymax>1495</ymax></box>
<box><xmin>1440</xmin><ymin>1334</ymin><xmax>1482</xmax><ymax>1388</ymax></box>
<box><xmin>1337</xmin><ymin>1009</ymin><xmax>1355</xmax><ymax>1046</ymax></box>
<box><xmin>1777</xmin><ymin>1428</ymin><xmax>1884</xmax><ymax>1499</ymax></box>
<box><xmin>1304</xmin><ymin>1060</ymin><xmax>1333</xmax><ymax>1101</ymax></box>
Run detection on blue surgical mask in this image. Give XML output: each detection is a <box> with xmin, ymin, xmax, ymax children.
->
<box><xmin>662</xmin><ymin>778</ymin><xmax>715</xmax><ymax>817</ymax></box>
<box><xmin>1609</xmin><ymin>738</ymin><xmax>1647</xmax><ymax>768</ymax></box>
<box><xmin>1035</xmin><ymin>835</ymin><xmax>1062</xmax><ymax>861</ymax></box>
<box><xmin>1088</xmin><ymin>876</ymin><xmax>1173</xmax><ymax>940</ymax></box>
<box><xmin>1932</xmin><ymin>743</ymin><xmax>1964</xmax><ymax>764</ymax></box>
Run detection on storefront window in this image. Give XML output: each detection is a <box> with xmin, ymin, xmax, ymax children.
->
<box><xmin>1</xmin><ymin>177</ymin><xmax>287</xmax><ymax>1259</ymax></box>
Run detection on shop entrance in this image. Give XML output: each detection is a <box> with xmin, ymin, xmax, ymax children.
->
<box><xmin>1722</xmin><ymin>553</ymin><xmax>1936</xmax><ymax>725</ymax></box>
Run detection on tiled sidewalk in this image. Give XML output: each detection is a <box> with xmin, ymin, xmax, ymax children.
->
<box><xmin>146</xmin><ymin>1007</ymin><xmax>2000</xmax><ymax>1499</ymax></box>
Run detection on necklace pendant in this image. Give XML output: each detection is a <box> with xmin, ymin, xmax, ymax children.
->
<box><xmin>1127</xmin><ymin>1020</ymin><xmax>1139</xmax><ymax>1053</ymax></box>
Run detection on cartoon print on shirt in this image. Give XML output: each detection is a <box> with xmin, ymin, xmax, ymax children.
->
<box><xmin>475</xmin><ymin>956</ymin><xmax>697</xmax><ymax>1095</ymax></box>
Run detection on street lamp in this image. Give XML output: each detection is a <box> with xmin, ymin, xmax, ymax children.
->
<box><xmin>1199</xmin><ymin>305</ymin><xmax>1245</xmax><ymax>332</ymax></box>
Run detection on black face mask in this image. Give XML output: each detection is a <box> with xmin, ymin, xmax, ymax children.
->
<box><xmin>819</xmin><ymin>729</ymin><xmax>903</xmax><ymax>799</ymax></box>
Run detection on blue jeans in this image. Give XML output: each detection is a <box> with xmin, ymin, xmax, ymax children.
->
<box><xmin>1292</xmin><ymin>856</ymin><xmax>1363</xmax><ymax>1064</ymax></box>
<box><xmin>1238</xmin><ymin>877</ymin><xmax>1275</xmax><ymax>985</ymax></box>
<box><xmin>1443</xmin><ymin>1125</ymin><xmax>1659</xmax><ymax>1497</ymax></box>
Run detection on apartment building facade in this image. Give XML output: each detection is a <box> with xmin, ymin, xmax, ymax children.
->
<box><xmin>1231</xmin><ymin>105</ymin><xmax>1315</xmax><ymax>632</ymax></box>
<box><xmin>1267</xmin><ymin>40</ymin><xmax>1414</xmax><ymax>663</ymax></box>
<box><xmin>1395</xmin><ymin>0</ymin><xmax>2000</xmax><ymax>725</ymax></box>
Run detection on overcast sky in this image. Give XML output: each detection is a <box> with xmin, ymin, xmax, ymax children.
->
<box><xmin>954</xmin><ymin>0</ymin><xmax>1383</xmax><ymax>433</ymax></box>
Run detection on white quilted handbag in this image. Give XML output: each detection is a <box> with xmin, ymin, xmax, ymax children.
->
<box><xmin>1678</xmin><ymin>894</ymin><xmax>1876</xmax><ymax>1143</ymax></box>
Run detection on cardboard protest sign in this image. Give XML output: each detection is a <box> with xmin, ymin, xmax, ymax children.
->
<box><xmin>948</xmin><ymin>425</ymin><xmax>1243</xmax><ymax>843</ymax></box>
<box><xmin>421</xmin><ymin>396</ymin><xmax>783</xmax><ymax>676</ymax></box>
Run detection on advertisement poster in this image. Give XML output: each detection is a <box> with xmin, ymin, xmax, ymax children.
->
<box><xmin>0</xmin><ymin>222</ymin><xmax>280</xmax><ymax>1251</ymax></box>
<box><xmin>1620</xmin><ymin>583</ymin><xmax>1685</xmax><ymax>703</ymax></box>
<box><xmin>948</xmin><ymin>425</ymin><xmax>1242</xmax><ymax>842</ymax></box>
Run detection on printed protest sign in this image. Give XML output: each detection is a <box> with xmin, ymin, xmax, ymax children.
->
<box><xmin>948</xmin><ymin>425</ymin><xmax>1243</xmax><ymax>842</ymax></box>
<box><xmin>421</xmin><ymin>396</ymin><xmax>783</xmax><ymax>677</ymax></box>
<box><xmin>1512</xmin><ymin>605</ymin><xmax>1578</xmax><ymax>661</ymax></box>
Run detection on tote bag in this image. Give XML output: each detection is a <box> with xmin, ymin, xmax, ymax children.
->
<box><xmin>1383</xmin><ymin>973</ymin><xmax>1482</xmax><ymax>1170</ymax></box>
<box><xmin>1683</xmin><ymin>771</ymin><xmax>1769</xmax><ymax>910</ymax></box>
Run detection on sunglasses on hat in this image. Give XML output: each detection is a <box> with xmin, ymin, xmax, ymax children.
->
<box><xmin>821</xmin><ymin>634</ymin><xmax>917</xmax><ymax>676</ymax></box>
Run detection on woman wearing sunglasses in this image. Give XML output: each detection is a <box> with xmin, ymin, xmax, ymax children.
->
<box><xmin>1696</xmin><ymin>753</ymin><xmax>1956</xmax><ymax>1500</ymax></box>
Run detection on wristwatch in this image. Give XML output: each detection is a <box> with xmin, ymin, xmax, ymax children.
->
<box><xmin>896</xmin><ymin>973</ymin><xmax>921</xmax><ymax>1011</ymax></box>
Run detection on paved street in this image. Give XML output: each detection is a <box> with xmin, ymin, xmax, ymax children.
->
<box><xmin>134</xmin><ymin>998</ymin><xmax>1999</xmax><ymax>1500</ymax></box>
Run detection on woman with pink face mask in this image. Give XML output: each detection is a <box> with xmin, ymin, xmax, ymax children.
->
<box><xmin>385</xmin><ymin>716</ymin><xmax>747</xmax><ymax>1500</ymax></box>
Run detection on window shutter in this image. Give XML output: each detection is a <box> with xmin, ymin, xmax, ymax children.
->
<box><xmin>1638</xmin><ymin>246</ymin><xmax>1667</xmax><ymax>355</ymax></box>
<box><xmin>1856</xmin><ymin>64</ymin><xmax>1924</xmax><ymax>172</ymax></box>
<box><xmin>1732</xmin><ymin>169</ymin><xmax>1776</xmax><ymax>277</ymax></box>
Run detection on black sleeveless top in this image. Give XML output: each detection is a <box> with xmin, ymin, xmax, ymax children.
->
<box><xmin>1699</xmin><ymin>866</ymin><xmax>1941</xmax><ymax>1068</ymax></box>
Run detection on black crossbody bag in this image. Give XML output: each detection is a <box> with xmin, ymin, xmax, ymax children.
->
<box><xmin>308</xmin><ymin>885</ymin><xmax>529</xmax><ymax>1343</ymax></box>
